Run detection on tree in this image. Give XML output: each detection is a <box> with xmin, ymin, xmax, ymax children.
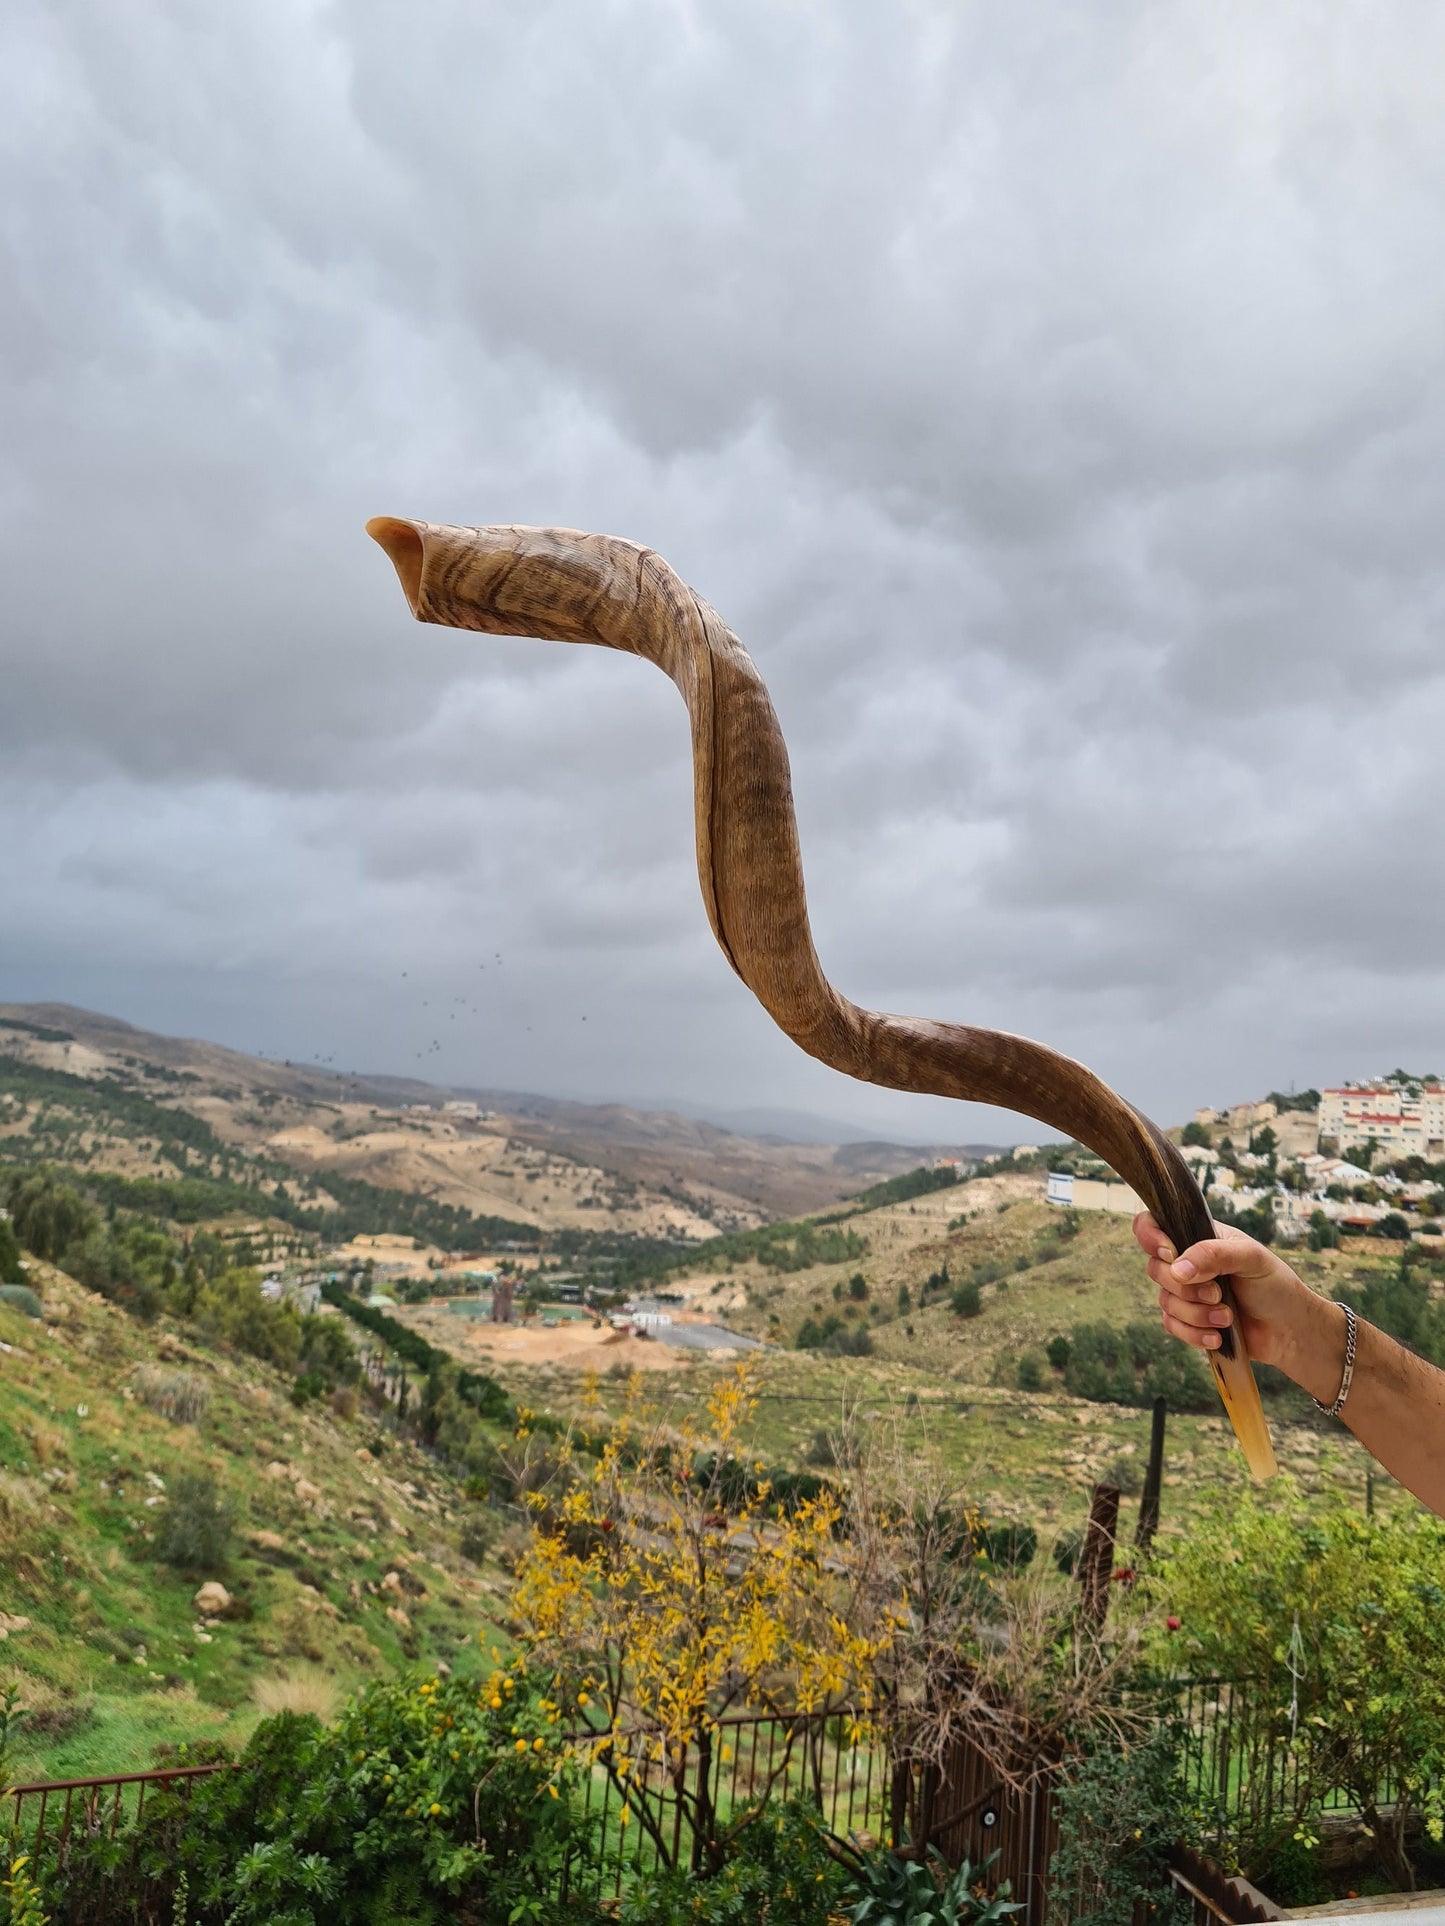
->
<box><xmin>194</xmin><ymin>1269</ymin><xmax>303</xmax><ymax>1373</ymax></box>
<box><xmin>1017</xmin><ymin>1351</ymin><xmax>1045</xmax><ymax>1393</ymax></box>
<box><xmin>952</xmin><ymin>1279</ymin><xmax>983</xmax><ymax>1319</ymax></box>
<box><xmin>1250</xmin><ymin>1125</ymin><xmax>1279</xmax><ymax>1165</ymax></box>
<box><xmin>4</xmin><ymin>1167</ymin><xmax>95</xmax><ymax>1262</ymax></box>
<box><xmin>513</xmin><ymin>1368</ymin><xmax>883</xmax><ymax>1873</ymax></box>
<box><xmin>1307</xmin><ymin>1210</ymin><xmax>1339</xmax><ymax>1252</ymax></box>
<box><xmin>1046</xmin><ymin>1334</ymin><xmax>1071</xmax><ymax>1373</ymax></box>
<box><xmin>0</xmin><ymin>1215</ymin><xmax>22</xmax><ymax>1285</ymax></box>
<box><xmin>1377</xmin><ymin>1212</ymin><xmax>1411</xmax><ymax>1242</ymax></box>
<box><xmin>1181</xmin><ymin>1121</ymin><xmax>1211</xmax><ymax>1148</ymax></box>
<box><xmin>847</xmin><ymin>1272</ymin><xmax>869</xmax><ymax>1301</ymax></box>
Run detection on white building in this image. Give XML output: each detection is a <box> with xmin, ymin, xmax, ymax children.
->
<box><xmin>1046</xmin><ymin>1171</ymin><xmax>1143</xmax><ymax>1215</ymax></box>
<box><xmin>1319</xmin><ymin>1085</ymin><xmax>1445</xmax><ymax>1159</ymax></box>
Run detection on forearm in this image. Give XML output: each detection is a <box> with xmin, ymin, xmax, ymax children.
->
<box><xmin>1278</xmin><ymin>1285</ymin><xmax>1445</xmax><ymax>1519</ymax></box>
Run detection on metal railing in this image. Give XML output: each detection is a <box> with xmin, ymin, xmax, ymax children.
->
<box><xmin>566</xmin><ymin>1707</ymin><xmax>891</xmax><ymax>1898</ymax></box>
<box><xmin>6</xmin><ymin>1761</ymin><xmax>234</xmax><ymax>1849</ymax></box>
<box><xmin>5</xmin><ymin>1762</ymin><xmax>236</xmax><ymax>1926</ymax></box>
<box><xmin>5</xmin><ymin>1677</ymin><xmax>1413</xmax><ymax>1919</ymax></box>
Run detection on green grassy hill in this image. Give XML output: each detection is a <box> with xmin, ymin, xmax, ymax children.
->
<box><xmin>406</xmin><ymin>1171</ymin><xmax>1411</xmax><ymax>1545</ymax></box>
<box><xmin>0</xmin><ymin>1263</ymin><xmax>513</xmax><ymax>1783</ymax></box>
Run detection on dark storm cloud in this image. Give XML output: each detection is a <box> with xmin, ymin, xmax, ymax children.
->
<box><xmin>2</xmin><ymin>0</ymin><xmax>1443</xmax><ymax>1139</ymax></box>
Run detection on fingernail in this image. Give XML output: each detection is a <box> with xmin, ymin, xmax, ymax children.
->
<box><xmin>1204</xmin><ymin>1332</ymin><xmax>1220</xmax><ymax>1348</ymax></box>
<box><xmin>1204</xmin><ymin>1284</ymin><xmax>1221</xmax><ymax>1304</ymax></box>
<box><xmin>1171</xmin><ymin>1258</ymin><xmax>1196</xmax><ymax>1281</ymax></box>
<box><xmin>1211</xmin><ymin>1308</ymin><xmax>1231</xmax><ymax>1326</ymax></box>
<box><xmin>1157</xmin><ymin>1243</ymin><xmax>1176</xmax><ymax>1264</ymax></box>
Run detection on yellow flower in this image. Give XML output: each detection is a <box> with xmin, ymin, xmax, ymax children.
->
<box><xmin>429</xmin><ymin>1803</ymin><xmax>442</xmax><ymax>1816</ymax></box>
<box><xmin>515</xmin><ymin>1739</ymin><xmax>528</xmax><ymax>1753</ymax></box>
<box><xmin>533</xmin><ymin>1737</ymin><xmax>545</xmax><ymax>1753</ymax></box>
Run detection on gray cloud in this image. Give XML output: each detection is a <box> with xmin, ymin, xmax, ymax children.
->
<box><xmin>2</xmin><ymin>0</ymin><xmax>1443</xmax><ymax>1144</ymax></box>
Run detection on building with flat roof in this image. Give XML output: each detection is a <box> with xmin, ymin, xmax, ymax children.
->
<box><xmin>1319</xmin><ymin>1084</ymin><xmax>1445</xmax><ymax>1159</ymax></box>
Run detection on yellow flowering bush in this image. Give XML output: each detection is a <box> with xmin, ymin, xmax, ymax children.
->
<box><xmin>513</xmin><ymin>1365</ymin><xmax>885</xmax><ymax>1872</ymax></box>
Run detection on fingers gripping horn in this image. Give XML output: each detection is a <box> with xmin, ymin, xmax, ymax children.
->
<box><xmin>367</xmin><ymin>515</ymin><xmax>1278</xmax><ymax>1482</ymax></box>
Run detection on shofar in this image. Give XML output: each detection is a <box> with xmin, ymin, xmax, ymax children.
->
<box><xmin>367</xmin><ymin>515</ymin><xmax>1278</xmax><ymax>1482</ymax></box>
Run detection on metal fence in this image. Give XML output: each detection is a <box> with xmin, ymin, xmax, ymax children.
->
<box><xmin>566</xmin><ymin>1707</ymin><xmax>892</xmax><ymax>1899</ymax></box>
<box><xmin>5</xmin><ymin>1763</ymin><xmax>237</xmax><ymax>1926</ymax></box>
<box><xmin>3</xmin><ymin>1677</ymin><xmax>1400</xmax><ymax>1921</ymax></box>
<box><xmin>1169</xmin><ymin>1672</ymin><xmax>1424</xmax><ymax>1849</ymax></box>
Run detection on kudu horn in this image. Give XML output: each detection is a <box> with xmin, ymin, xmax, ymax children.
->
<box><xmin>368</xmin><ymin>515</ymin><xmax>1278</xmax><ymax>1482</ymax></box>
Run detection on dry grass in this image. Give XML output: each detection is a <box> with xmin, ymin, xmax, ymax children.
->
<box><xmin>251</xmin><ymin>1665</ymin><xmax>340</xmax><ymax>1722</ymax></box>
<box><xmin>133</xmin><ymin>1364</ymin><xmax>210</xmax><ymax>1425</ymax></box>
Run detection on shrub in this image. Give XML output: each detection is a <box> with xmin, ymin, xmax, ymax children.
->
<box><xmin>457</xmin><ymin>1508</ymin><xmax>496</xmax><ymax>1563</ymax></box>
<box><xmin>194</xmin><ymin>1269</ymin><xmax>302</xmax><ymax>1373</ymax></box>
<box><xmin>1148</xmin><ymin>1488</ymin><xmax>1445</xmax><ymax>1884</ymax></box>
<box><xmin>1307</xmin><ymin>1210</ymin><xmax>1339</xmax><ymax>1251</ymax></box>
<box><xmin>1046</xmin><ymin>1334</ymin><xmax>1071</xmax><ymax>1372</ymax></box>
<box><xmin>0</xmin><ymin>1284</ymin><xmax>42</xmax><ymax>1319</ymax></box>
<box><xmin>844</xmin><ymin>1841</ymin><xmax>1023</xmax><ymax>1923</ymax></box>
<box><xmin>1045</xmin><ymin>1718</ymin><xmax>1202</xmax><ymax>1925</ymax></box>
<box><xmin>1100</xmin><ymin>1452</ymin><xmax>1144</xmax><ymax>1497</ymax></box>
<box><xmin>133</xmin><ymin>1365</ymin><xmax>210</xmax><ymax>1425</ymax></box>
<box><xmin>978</xmin><ymin>1521</ymin><xmax>1038</xmax><ymax>1572</ymax></box>
<box><xmin>157</xmin><ymin>1473</ymin><xmax>235</xmax><ymax>1572</ymax></box>
<box><xmin>1377</xmin><ymin>1212</ymin><xmax>1411</xmax><ymax>1241</ymax></box>
<box><xmin>796</xmin><ymin>1313</ymin><xmax>874</xmax><ymax>1355</ymax></box>
<box><xmin>617</xmin><ymin>1799</ymin><xmax>848</xmax><ymax>1925</ymax></box>
<box><xmin>951</xmin><ymin>1279</ymin><xmax>982</xmax><ymax>1319</ymax></box>
<box><xmin>31</xmin><ymin>1670</ymin><xmax>599</xmax><ymax>1925</ymax></box>
<box><xmin>1061</xmin><ymin>1321</ymin><xmax>1214</xmax><ymax>1412</ymax></box>
<box><xmin>1254</xmin><ymin>1824</ymin><xmax>1331</xmax><ymax>1909</ymax></box>
<box><xmin>847</xmin><ymin>1272</ymin><xmax>869</xmax><ymax>1300</ymax></box>
<box><xmin>1016</xmin><ymin>1351</ymin><xmax>1045</xmax><ymax>1393</ymax></box>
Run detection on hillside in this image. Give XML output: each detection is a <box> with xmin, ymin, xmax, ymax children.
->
<box><xmin>0</xmin><ymin>1003</ymin><xmax>997</xmax><ymax>1234</ymax></box>
<box><xmin>3</xmin><ymin>1003</ymin><xmax>1433</xmax><ymax>1797</ymax></box>
<box><xmin>0</xmin><ymin>1261</ymin><xmax>514</xmax><ymax>1784</ymax></box>
<box><xmin>400</xmin><ymin>1158</ymin><xmax>1404</xmax><ymax>1536</ymax></box>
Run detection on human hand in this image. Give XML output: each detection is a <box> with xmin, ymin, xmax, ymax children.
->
<box><xmin>1132</xmin><ymin>1212</ymin><xmax>1310</xmax><ymax>1374</ymax></box>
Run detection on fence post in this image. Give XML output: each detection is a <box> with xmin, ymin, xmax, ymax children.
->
<box><xmin>1077</xmin><ymin>1483</ymin><xmax>1121</xmax><ymax>1626</ymax></box>
<box><xmin>1135</xmin><ymin>1397</ymin><xmax>1167</xmax><ymax>1554</ymax></box>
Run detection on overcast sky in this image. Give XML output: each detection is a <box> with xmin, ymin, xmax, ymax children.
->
<box><xmin>2</xmin><ymin>2</ymin><xmax>1443</xmax><ymax>1146</ymax></box>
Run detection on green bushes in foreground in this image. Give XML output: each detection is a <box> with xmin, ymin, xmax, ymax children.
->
<box><xmin>5</xmin><ymin>1661</ymin><xmax>1035</xmax><ymax>1926</ymax></box>
<box><xmin>18</xmin><ymin>1669</ymin><xmax>598</xmax><ymax>1926</ymax></box>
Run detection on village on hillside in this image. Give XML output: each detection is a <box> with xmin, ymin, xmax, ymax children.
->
<box><xmin>1043</xmin><ymin>1072</ymin><xmax>1445</xmax><ymax>1250</ymax></box>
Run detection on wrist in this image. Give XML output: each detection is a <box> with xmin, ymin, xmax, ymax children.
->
<box><xmin>1276</xmin><ymin>1284</ymin><xmax>1349</xmax><ymax>1407</ymax></box>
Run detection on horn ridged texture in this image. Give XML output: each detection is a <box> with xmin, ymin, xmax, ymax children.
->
<box><xmin>367</xmin><ymin>515</ymin><xmax>1277</xmax><ymax>1482</ymax></box>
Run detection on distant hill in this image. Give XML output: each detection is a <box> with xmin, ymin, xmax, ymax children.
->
<box><xmin>0</xmin><ymin>1003</ymin><xmax>1003</xmax><ymax>1231</ymax></box>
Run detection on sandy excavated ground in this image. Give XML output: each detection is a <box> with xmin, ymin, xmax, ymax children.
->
<box><xmin>409</xmin><ymin>1307</ymin><xmax>694</xmax><ymax>1372</ymax></box>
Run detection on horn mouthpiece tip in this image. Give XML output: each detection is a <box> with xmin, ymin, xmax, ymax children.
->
<box><xmin>366</xmin><ymin>515</ymin><xmax>425</xmax><ymax>613</ymax></box>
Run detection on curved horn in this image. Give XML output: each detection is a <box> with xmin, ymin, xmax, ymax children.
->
<box><xmin>368</xmin><ymin>515</ymin><xmax>1277</xmax><ymax>1482</ymax></box>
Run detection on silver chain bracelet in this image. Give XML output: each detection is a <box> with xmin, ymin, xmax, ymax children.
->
<box><xmin>1313</xmin><ymin>1301</ymin><xmax>1357</xmax><ymax>1418</ymax></box>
